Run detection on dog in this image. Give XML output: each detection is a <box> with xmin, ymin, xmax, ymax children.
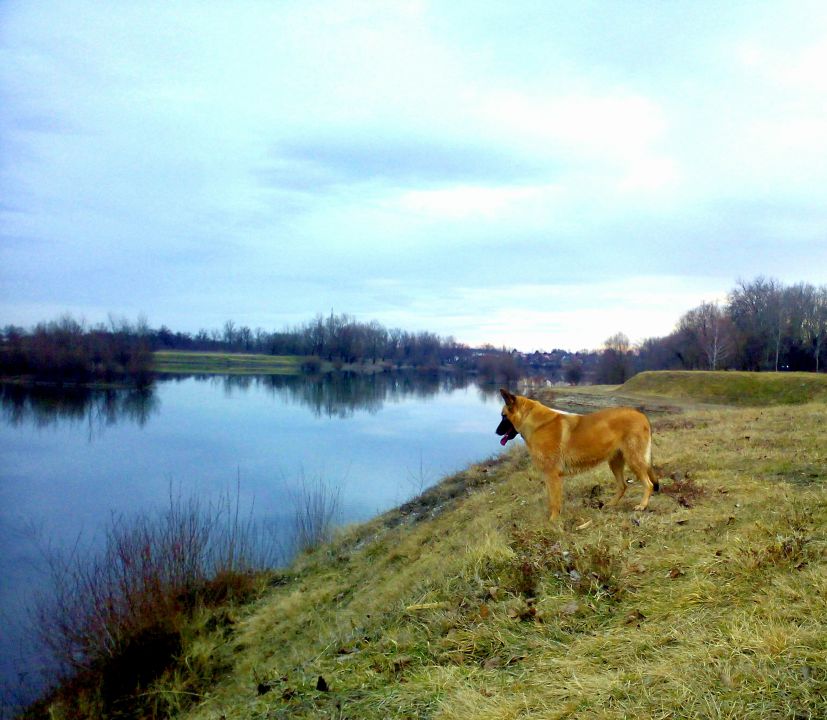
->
<box><xmin>496</xmin><ymin>389</ymin><xmax>658</xmax><ymax>520</ymax></box>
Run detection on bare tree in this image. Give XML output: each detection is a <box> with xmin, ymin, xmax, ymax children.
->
<box><xmin>597</xmin><ymin>332</ymin><xmax>632</xmax><ymax>384</ymax></box>
<box><xmin>678</xmin><ymin>301</ymin><xmax>733</xmax><ymax>370</ymax></box>
<box><xmin>801</xmin><ymin>285</ymin><xmax>827</xmax><ymax>372</ymax></box>
<box><xmin>728</xmin><ymin>277</ymin><xmax>784</xmax><ymax>370</ymax></box>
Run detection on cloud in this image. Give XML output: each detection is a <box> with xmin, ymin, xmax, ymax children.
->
<box><xmin>2</xmin><ymin>1</ymin><xmax>827</xmax><ymax>349</ymax></box>
<box><xmin>258</xmin><ymin>134</ymin><xmax>547</xmax><ymax>192</ymax></box>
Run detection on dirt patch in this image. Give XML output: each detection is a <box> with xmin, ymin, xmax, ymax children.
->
<box><xmin>651</xmin><ymin>417</ymin><xmax>698</xmax><ymax>431</ymax></box>
<box><xmin>390</xmin><ymin>455</ymin><xmax>509</xmax><ymax>525</ymax></box>
<box><xmin>532</xmin><ymin>389</ymin><xmax>683</xmax><ymax>419</ymax></box>
<box><xmin>658</xmin><ymin>470</ymin><xmax>706</xmax><ymax>508</ymax></box>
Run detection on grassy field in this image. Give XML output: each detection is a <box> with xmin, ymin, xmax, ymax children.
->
<box><xmin>153</xmin><ymin>351</ymin><xmax>305</xmax><ymax>375</ymax></box>
<box><xmin>42</xmin><ymin>372</ymin><xmax>827</xmax><ymax>719</ymax></box>
<box><xmin>621</xmin><ymin>370</ymin><xmax>827</xmax><ymax>406</ymax></box>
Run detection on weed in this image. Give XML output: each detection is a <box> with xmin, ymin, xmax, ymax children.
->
<box><xmin>29</xmin><ymin>483</ymin><xmax>278</xmax><ymax>719</ymax></box>
<box><xmin>288</xmin><ymin>473</ymin><xmax>341</xmax><ymax>554</ymax></box>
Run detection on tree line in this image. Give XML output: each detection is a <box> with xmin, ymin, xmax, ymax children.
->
<box><xmin>0</xmin><ymin>313</ymin><xmax>523</xmax><ymax>385</ymax></box>
<box><xmin>0</xmin><ymin>315</ymin><xmax>154</xmax><ymax>386</ymax></box>
<box><xmin>152</xmin><ymin>312</ymin><xmax>525</xmax><ymax>379</ymax></box>
<box><xmin>4</xmin><ymin>278</ymin><xmax>824</xmax><ymax>387</ymax></box>
<box><xmin>596</xmin><ymin>278</ymin><xmax>827</xmax><ymax>383</ymax></box>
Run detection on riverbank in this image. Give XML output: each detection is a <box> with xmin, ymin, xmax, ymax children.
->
<box><xmin>28</xmin><ymin>374</ymin><xmax>827</xmax><ymax>718</ymax></box>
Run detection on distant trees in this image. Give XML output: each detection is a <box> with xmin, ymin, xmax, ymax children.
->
<box><xmin>676</xmin><ymin>301</ymin><xmax>734</xmax><ymax>370</ymax></box>
<box><xmin>596</xmin><ymin>332</ymin><xmax>633</xmax><ymax>384</ymax></box>
<box><xmin>603</xmin><ymin>277</ymin><xmax>827</xmax><ymax>376</ymax></box>
<box><xmin>563</xmin><ymin>358</ymin><xmax>584</xmax><ymax>385</ymax></box>
<box><xmin>8</xmin><ymin>277</ymin><xmax>824</xmax><ymax>388</ymax></box>
<box><xmin>1</xmin><ymin>316</ymin><xmax>153</xmax><ymax>386</ymax></box>
<box><xmin>146</xmin><ymin>312</ymin><xmax>490</xmax><ymax>374</ymax></box>
<box><xmin>476</xmin><ymin>345</ymin><xmax>522</xmax><ymax>384</ymax></box>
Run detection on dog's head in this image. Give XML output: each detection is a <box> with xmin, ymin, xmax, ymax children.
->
<box><xmin>496</xmin><ymin>388</ymin><xmax>520</xmax><ymax>446</ymax></box>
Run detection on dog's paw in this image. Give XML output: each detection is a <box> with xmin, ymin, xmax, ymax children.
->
<box><xmin>633</xmin><ymin>503</ymin><xmax>649</xmax><ymax>512</ymax></box>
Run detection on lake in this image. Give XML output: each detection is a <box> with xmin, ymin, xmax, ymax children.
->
<box><xmin>0</xmin><ymin>372</ymin><xmax>508</xmax><ymax>703</ymax></box>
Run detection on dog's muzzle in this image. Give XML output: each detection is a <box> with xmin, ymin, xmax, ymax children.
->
<box><xmin>495</xmin><ymin>416</ymin><xmax>518</xmax><ymax>446</ymax></box>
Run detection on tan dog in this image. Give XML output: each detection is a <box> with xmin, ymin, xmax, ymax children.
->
<box><xmin>496</xmin><ymin>389</ymin><xmax>658</xmax><ymax>520</ymax></box>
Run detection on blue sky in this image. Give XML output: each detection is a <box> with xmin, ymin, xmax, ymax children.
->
<box><xmin>2</xmin><ymin>0</ymin><xmax>826</xmax><ymax>350</ymax></box>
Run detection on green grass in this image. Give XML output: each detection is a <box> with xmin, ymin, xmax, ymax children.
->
<box><xmin>153</xmin><ymin>351</ymin><xmax>304</xmax><ymax>375</ymax></box>
<box><xmin>38</xmin><ymin>373</ymin><xmax>827</xmax><ymax>719</ymax></box>
<box><xmin>621</xmin><ymin>370</ymin><xmax>827</xmax><ymax>406</ymax></box>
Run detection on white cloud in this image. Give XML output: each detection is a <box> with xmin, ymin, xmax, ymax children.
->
<box><xmin>394</xmin><ymin>184</ymin><xmax>557</xmax><ymax>219</ymax></box>
<box><xmin>2</xmin><ymin>1</ymin><xmax>827</xmax><ymax>349</ymax></box>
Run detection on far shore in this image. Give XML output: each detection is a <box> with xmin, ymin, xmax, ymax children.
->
<box><xmin>151</xmin><ymin>350</ymin><xmax>465</xmax><ymax>376</ymax></box>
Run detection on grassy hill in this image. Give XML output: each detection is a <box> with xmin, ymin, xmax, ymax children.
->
<box><xmin>40</xmin><ymin>373</ymin><xmax>827</xmax><ymax>719</ymax></box>
<box><xmin>620</xmin><ymin>370</ymin><xmax>827</xmax><ymax>406</ymax></box>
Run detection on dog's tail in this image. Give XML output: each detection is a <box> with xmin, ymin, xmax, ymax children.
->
<box><xmin>648</xmin><ymin>466</ymin><xmax>660</xmax><ymax>493</ymax></box>
<box><xmin>645</xmin><ymin>435</ymin><xmax>660</xmax><ymax>492</ymax></box>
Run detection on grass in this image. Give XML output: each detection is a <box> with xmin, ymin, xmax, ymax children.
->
<box><xmin>23</xmin><ymin>479</ymin><xmax>340</xmax><ymax>720</ymax></box>
<box><xmin>159</xmin><ymin>373</ymin><xmax>827</xmax><ymax>720</ymax></box>
<box><xmin>621</xmin><ymin>370</ymin><xmax>827</xmax><ymax>406</ymax></box>
<box><xmin>153</xmin><ymin>351</ymin><xmax>305</xmax><ymax>375</ymax></box>
<box><xmin>34</xmin><ymin>372</ymin><xmax>827</xmax><ymax>719</ymax></box>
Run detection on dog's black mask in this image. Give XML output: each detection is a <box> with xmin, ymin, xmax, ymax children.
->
<box><xmin>495</xmin><ymin>415</ymin><xmax>518</xmax><ymax>446</ymax></box>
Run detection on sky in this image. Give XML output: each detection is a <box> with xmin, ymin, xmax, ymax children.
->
<box><xmin>2</xmin><ymin>1</ymin><xmax>827</xmax><ymax>351</ymax></box>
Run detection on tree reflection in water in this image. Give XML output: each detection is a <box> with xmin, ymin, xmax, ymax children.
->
<box><xmin>0</xmin><ymin>384</ymin><xmax>159</xmax><ymax>438</ymax></box>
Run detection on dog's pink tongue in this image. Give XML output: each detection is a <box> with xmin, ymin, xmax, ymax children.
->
<box><xmin>500</xmin><ymin>435</ymin><xmax>510</xmax><ymax>446</ymax></box>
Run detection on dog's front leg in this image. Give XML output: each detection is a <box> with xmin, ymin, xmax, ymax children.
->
<box><xmin>544</xmin><ymin>469</ymin><xmax>563</xmax><ymax>521</ymax></box>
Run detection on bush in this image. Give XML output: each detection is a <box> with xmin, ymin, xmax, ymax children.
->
<box><xmin>1</xmin><ymin>316</ymin><xmax>153</xmax><ymax>387</ymax></box>
<box><xmin>31</xmin><ymin>484</ymin><xmax>281</xmax><ymax>718</ymax></box>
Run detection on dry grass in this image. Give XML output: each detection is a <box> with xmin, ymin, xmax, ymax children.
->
<box><xmin>39</xmin><ymin>375</ymin><xmax>827</xmax><ymax>719</ymax></box>
<box><xmin>621</xmin><ymin>370</ymin><xmax>827</xmax><ymax>406</ymax></box>
<box><xmin>162</xmin><ymin>383</ymin><xmax>827</xmax><ymax>720</ymax></box>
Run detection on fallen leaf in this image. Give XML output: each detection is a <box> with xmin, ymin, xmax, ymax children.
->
<box><xmin>561</xmin><ymin>601</ymin><xmax>580</xmax><ymax>615</ymax></box>
<box><xmin>483</xmin><ymin>657</ymin><xmax>503</xmax><ymax>670</ymax></box>
<box><xmin>624</xmin><ymin>609</ymin><xmax>646</xmax><ymax>625</ymax></box>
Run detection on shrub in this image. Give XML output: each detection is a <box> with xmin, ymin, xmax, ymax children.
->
<box><xmin>32</xmin><ymin>484</ymin><xmax>281</xmax><ymax>718</ymax></box>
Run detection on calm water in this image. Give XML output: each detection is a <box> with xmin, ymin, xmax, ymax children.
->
<box><xmin>0</xmin><ymin>372</ymin><xmax>506</xmax><ymax>702</ymax></box>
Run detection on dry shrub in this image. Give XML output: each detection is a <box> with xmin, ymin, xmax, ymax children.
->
<box><xmin>289</xmin><ymin>473</ymin><xmax>341</xmax><ymax>554</ymax></box>
<box><xmin>736</xmin><ymin>505</ymin><xmax>820</xmax><ymax>571</ymax></box>
<box><xmin>31</xmin><ymin>484</ymin><xmax>279</xmax><ymax>719</ymax></box>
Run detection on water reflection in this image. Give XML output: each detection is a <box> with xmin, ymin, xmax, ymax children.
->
<box><xmin>0</xmin><ymin>384</ymin><xmax>159</xmax><ymax>436</ymax></box>
<box><xmin>1</xmin><ymin>372</ymin><xmax>503</xmax><ymax>438</ymax></box>
<box><xmin>214</xmin><ymin>371</ymin><xmax>489</xmax><ymax>418</ymax></box>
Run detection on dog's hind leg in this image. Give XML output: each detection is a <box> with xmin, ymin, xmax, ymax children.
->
<box><xmin>605</xmin><ymin>452</ymin><xmax>627</xmax><ymax>507</ymax></box>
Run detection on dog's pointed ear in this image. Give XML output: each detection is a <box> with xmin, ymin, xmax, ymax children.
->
<box><xmin>500</xmin><ymin>388</ymin><xmax>517</xmax><ymax>407</ymax></box>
